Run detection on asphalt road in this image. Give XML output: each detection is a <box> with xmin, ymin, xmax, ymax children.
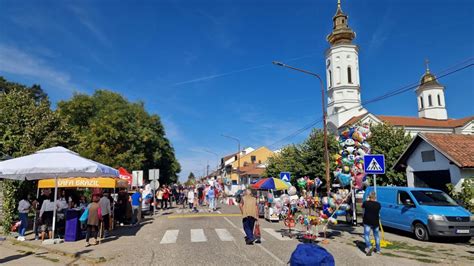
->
<box><xmin>1</xmin><ymin>203</ymin><xmax>472</xmax><ymax>265</ymax></box>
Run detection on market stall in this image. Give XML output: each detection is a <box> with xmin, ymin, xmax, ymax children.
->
<box><xmin>0</xmin><ymin>146</ymin><xmax>119</xmax><ymax>244</ymax></box>
<box><xmin>37</xmin><ymin>177</ymin><xmax>127</xmax><ymax>242</ymax></box>
<box><xmin>251</xmin><ymin>178</ymin><xmax>290</xmax><ymax>222</ymax></box>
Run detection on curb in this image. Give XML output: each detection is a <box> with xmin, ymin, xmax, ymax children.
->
<box><xmin>6</xmin><ymin>237</ymin><xmax>108</xmax><ymax>264</ymax></box>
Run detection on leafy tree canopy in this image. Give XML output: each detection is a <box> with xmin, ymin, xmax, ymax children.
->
<box><xmin>57</xmin><ymin>90</ymin><xmax>181</xmax><ymax>183</ymax></box>
<box><xmin>265</xmin><ymin>129</ymin><xmax>338</xmax><ymax>190</ymax></box>
<box><xmin>368</xmin><ymin>123</ymin><xmax>412</xmax><ymax>186</ymax></box>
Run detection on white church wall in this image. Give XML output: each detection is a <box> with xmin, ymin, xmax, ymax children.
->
<box><xmin>455</xmin><ymin>121</ymin><xmax>474</xmax><ymax>135</ymax></box>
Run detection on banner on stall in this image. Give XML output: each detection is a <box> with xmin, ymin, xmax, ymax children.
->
<box><xmin>38</xmin><ymin>177</ymin><xmax>128</xmax><ymax>188</ymax></box>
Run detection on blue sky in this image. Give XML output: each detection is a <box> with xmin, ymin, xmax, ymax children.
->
<box><xmin>1</xmin><ymin>0</ymin><xmax>473</xmax><ymax>181</ymax></box>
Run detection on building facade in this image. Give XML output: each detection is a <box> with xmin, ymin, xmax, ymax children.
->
<box><xmin>324</xmin><ymin>1</ymin><xmax>473</xmax><ymax>135</ymax></box>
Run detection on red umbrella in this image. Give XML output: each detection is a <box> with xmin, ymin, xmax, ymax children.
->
<box><xmin>119</xmin><ymin>167</ymin><xmax>132</xmax><ymax>185</ymax></box>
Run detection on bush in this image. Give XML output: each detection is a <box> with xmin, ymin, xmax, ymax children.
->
<box><xmin>447</xmin><ymin>179</ymin><xmax>474</xmax><ymax>213</ymax></box>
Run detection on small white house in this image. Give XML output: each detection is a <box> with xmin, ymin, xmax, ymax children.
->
<box><xmin>394</xmin><ymin>133</ymin><xmax>474</xmax><ymax>192</ymax></box>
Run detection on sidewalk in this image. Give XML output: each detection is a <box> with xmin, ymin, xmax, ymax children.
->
<box><xmin>3</xmin><ymin>216</ymin><xmax>157</xmax><ymax>264</ymax></box>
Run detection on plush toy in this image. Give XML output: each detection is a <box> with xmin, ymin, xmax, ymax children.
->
<box><xmin>344</xmin><ymin>138</ymin><xmax>355</xmax><ymax>146</ymax></box>
<box><xmin>345</xmin><ymin>146</ymin><xmax>355</xmax><ymax>154</ymax></box>
<box><xmin>288</xmin><ymin>186</ymin><xmax>297</xmax><ymax>196</ymax></box>
<box><xmin>297</xmin><ymin>178</ymin><xmax>307</xmax><ymax>189</ymax></box>
<box><xmin>267</xmin><ymin>192</ymin><xmax>274</xmax><ymax>203</ymax></box>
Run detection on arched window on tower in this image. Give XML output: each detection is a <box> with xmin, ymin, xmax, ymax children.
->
<box><xmin>437</xmin><ymin>94</ymin><xmax>441</xmax><ymax>106</ymax></box>
<box><xmin>328</xmin><ymin>70</ymin><xmax>333</xmax><ymax>87</ymax></box>
<box><xmin>428</xmin><ymin>95</ymin><xmax>433</xmax><ymax>106</ymax></box>
<box><xmin>347</xmin><ymin>67</ymin><xmax>352</xmax><ymax>84</ymax></box>
<box><xmin>336</xmin><ymin>67</ymin><xmax>341</xmax><ymax>84</ymax></box>
<box><xmin>420</xmin><ymin>96</ymin><xmax>424</xmax><ymax>109</ymax></box>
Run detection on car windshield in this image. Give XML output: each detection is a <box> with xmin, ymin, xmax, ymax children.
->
<box><xmin>411</xmin><ymin>190</ymin><xmax>458</xmax><ymax>206</ymax></box>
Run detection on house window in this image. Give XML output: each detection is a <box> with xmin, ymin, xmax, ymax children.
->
<box><xmin>347</xmin><ymin>67</ymin><xmax>352</xmax><ymax>84</ymax></box>
<box><xmin>437</xmin><ymin>94</ymin><xmax>441</xmax><ymax>106</ymax></box>
<box><xmin>428</xmin><ymin>95</ymin><xmax>433</xmax><ymax>106</ymax></box>
<box><xmin>421</xmin><ymin>150</ymin><xmax>435</xmax><ymax>162</ymax></box>
<box><xmin>251</xmin><ymin>156</ymin><xmax>256</xmax><ymax>163</ymax></box>
<box><xmin>419</xmin><ymin>96</ymin><xmax>424</xmax><ymax>109</ymax></box>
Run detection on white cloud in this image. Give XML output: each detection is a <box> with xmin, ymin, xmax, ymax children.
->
<box><xmin>0</xmin><ymin>44</ymin><xmax>77</xmax><ymax>92</ymax></box>
<box><xmin>69</xmin><ymin>5</ymin><xmax>111</xmax><ymax>47</ymax></box>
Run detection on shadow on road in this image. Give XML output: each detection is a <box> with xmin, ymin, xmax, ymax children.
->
<box><xmin>0</xmin><ymin>252</ymin><xmax>32</xmax><ymax>264</ymax></box>
<box><xmin>353</xmin><ymin>240</ymin><xmax>366</xmax><ymax>253</ymax></box>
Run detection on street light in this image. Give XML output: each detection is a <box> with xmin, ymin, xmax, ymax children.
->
<box><xmin>272</xmin><ymin>61</ymin><xmax>331</xmax><ymax>196</ymax></box>
<box><xmin>221</xmin><ymin>134</ymin><xmax>241</xmax><ymax>185</ymax></box>
<box><xmin>203</xmin><ymin>149</ymin><xmax>219</xmax><ymax>176</ymax></box>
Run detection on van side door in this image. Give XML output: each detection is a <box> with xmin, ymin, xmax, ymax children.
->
<box><xmin>395</xmin><ymin>190</ymin><xmax>417</xmax><ymax>231</ymax></box>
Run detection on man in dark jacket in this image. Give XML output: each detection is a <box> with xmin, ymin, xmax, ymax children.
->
<box><xmin>362</xmin><ymin>191</ymin><xmax>381</xmax><ymax>256</ymax></box>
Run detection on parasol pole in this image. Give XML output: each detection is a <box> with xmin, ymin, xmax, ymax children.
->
<box><xmin>51</xmin><ymin>176</ymin><xmax>58</xmax><ymax>241</ymax></box>
<box><xmin>33</xmin><ymin>186</ymin><xmax>39</xmax><ymax>239</ymax></box>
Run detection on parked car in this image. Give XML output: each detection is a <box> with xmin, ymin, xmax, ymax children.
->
<box><xmin>364</xmin><ymin>186</ymin><xmax>473</xmax><ymax>241</ymax></box>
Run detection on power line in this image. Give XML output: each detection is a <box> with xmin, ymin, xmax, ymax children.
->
<box><xmin>268</xmin><ymin>58</ymin><xmax>474</xmax><ymax>149</ymax></box>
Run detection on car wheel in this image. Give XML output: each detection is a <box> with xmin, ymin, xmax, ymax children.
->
<box><xmin>413</xmin><ymin>222</ymin><xmax>429</xmax><ymax>241</ymax></box>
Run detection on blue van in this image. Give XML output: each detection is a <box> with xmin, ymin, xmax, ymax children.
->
<box><xmin>363</xmin><ymin>186</ymin><xmax>473</xmax><ymax>241</ymax></box>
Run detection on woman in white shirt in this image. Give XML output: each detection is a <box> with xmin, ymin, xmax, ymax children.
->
<box><xmin>17</xmin><ymin>195</ymin><xmax>31</xmax><ymax>241</ymax></box>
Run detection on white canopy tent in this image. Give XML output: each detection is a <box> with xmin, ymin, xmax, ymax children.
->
<box><xmin>0</xmin><ymin>146</ymin><xmax>119</xmax><ymax>243</ymax></box>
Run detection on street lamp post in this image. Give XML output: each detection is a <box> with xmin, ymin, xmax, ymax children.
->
<box><xmin>272</xmin><ymin>61</ymin><xmax>331</xmax><ymax>196</ymax></box>
<box><xmin>203</xmin><ymin>149</ymin><xmax>219</xmax><ymax>177</ymax></box>
<box><xmin>221</xmin><ymin>134</ymin><xmax>241</xmax><ymax>185</ymax></box>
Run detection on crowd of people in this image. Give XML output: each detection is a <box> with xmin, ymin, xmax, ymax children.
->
<box><xmin>153</xmin><ymin>181</ymin><xmax>224</xmax><ymax>213</ymax></box>
<box><xmin>13</xmin><ymin>179</ymin><xmax>225</xmax><ymax>245</ymax></box>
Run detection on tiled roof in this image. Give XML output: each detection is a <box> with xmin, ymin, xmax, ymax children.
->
<box><xmin>377</xmin><ymin>115</ymin><xmax>474</xmax><ymax>128</ymax></box>
<box><xmin>222</xmin><ymin>152</ymin><xmax>238</xmax><ymax>162</ymax></box>
<box><xmin>240</xmin><ymin>163</ymin><xmax>266</xmax><ymax>176</ymax></box>
<box><xmin>422</xmin><ymin>133</ymin><xmax>474</xmax><ymax>168</ymax></box>
<box><xmin>341</xmin><ymin>113</ymin><xmax>473</xmax><ymax>129</ymax></box>
<box><xmin>341</xmin><ymin>113</ymin><xmax>369</xmax><ymax>127</ymax></box>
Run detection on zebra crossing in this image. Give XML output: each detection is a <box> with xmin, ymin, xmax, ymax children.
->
<box><xmin>158</xmin><ymin>228</ymin><xmax>293</xmax><ymax>244</ymax></box>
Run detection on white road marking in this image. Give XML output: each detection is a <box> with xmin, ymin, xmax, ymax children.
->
<box><xmin>262</xmin><ymin>228</ymin><xmax>293</xmax><ymax>241</ymax></box>
<box><xmin>190</xmin><ymin>229</ymin><xmax>207</xmax><ymax>242</ymax></box>
<box><xmin>160</xmin><ymin>230</ymin><xmax>179</xmax><ymax>244</ymax></box>
<box><xmin>215</xmin><ymin>229</ymin><xmax>235</xmax><ymax>241</ymax></box>
<box><xmin>223</xmin><ymin>217</ymin><xmax>284</xmax><ymax>265</ymax></box>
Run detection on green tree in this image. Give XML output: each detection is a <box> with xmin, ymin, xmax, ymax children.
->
<box><xmin>57</xmin><ymin>90</ymin><xmax>181</xmax><ymax>184</ymax></box>
<box><xmin>265</xmin><ymin>129</ymin><xmax>338</xmax><ymax>189</ymax></box>
<box><xmin>368</xmin><ymin>123</ymin><xmax>412</xmax><ymax>186</ymax></box>
<box><xmin>0</xmin><ymin>84</ymin><xmax>74</xmax><ymax>234</ymax></box>
<box><xmin>184</xmin><ymin>172</ymin><xmax>196</xmax><ymax>186</ymax></box>
<box><xmin>265</xmin><ymin>144</ymin><xmax>305</xmax><ymax>181</ymax></box>
<box><xmin>447</xmin><ymin>179</ymin><xmax>474</xmax><ymax>212</ymax></box>
<box><xmin>300</xmin><ymin>129</ymin><xmax>339</xmax><ymax>179</ymax></box>
<box><xmin>0</xmin><ymin>76</ymin><xmax>47</xmax><ymax>104</ymax></box>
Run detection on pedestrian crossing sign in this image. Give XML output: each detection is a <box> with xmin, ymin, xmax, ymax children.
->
<box><xmin>363</xmin><ymin>154</ymin><xmax>385</xmax><ymax>174</ymax></box>
<box><xmin>280</xmin><ymin>172</ymin><xmax>291</xmax><ymax>182</ymax></box>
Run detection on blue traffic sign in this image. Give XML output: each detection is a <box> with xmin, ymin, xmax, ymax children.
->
<box><xmin>280</xmin><ymin>172</ymin><xmax>291</xmax><ymax>182</ymax></box>
<box><xmin>364</xmin><ymin>154</ymin><xmax>385</xmax><ymax>174</ymax></box>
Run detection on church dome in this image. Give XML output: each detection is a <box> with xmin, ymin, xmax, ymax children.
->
<box><xmin>327</xmin><ymin>0</ymin><xmax>356</xmax><ymax>45</ymax></box>
<box><xmin>419</xmin><ymin>60</ymin><xmax>442</xmax><ymax>87</ymax></box>
<box><xmin>420</xmin><ymin>72</ymin><xmax>440</xmax><ymax>86</ymax></box>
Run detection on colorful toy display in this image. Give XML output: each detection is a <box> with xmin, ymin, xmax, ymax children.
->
<box><xmin>333</xmin><ymin>125</ymin><xmax>372</xmax><ymax>189</ymax></box>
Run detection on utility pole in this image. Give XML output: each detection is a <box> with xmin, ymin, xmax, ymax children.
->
<box><xmin>273</xmin><ymin>61</ymin><xmax>331</xmax><ymax>196</ymax></box>
<box><xmin>221</xmin><ymin>134</ymin><xmax>241</xmax><ymax>185</ymax></box>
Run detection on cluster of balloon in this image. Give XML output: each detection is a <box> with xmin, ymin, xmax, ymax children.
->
<box><xmin>316</xmin><ymin>190</ymin><xmax>352</xmax><ymax>225</ymax></box>
<box><xmin>333</xmin><ymin>125</ymin><xmax>372</xmax><ymax>189</ymax></box>
<box><xmin>296</xmin><ymin>177</ymin><xmax>307</xmax><ymax>189</ymax></box>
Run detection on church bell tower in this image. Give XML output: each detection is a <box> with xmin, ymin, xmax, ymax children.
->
<box><xmin>326</xmin><ymin>0</ymin><xmax>366</xmax><ymax>130</ymax></box>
